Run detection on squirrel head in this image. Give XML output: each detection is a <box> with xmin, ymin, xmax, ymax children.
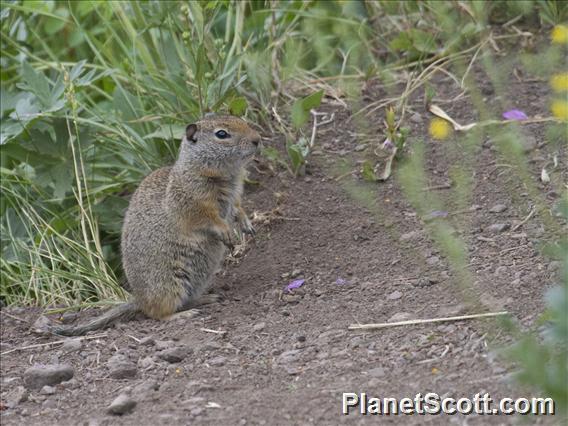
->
<box><xmin>179</xmin><ymin>115</ymin><xmax>261</xmax><ymax>171</ymax></box>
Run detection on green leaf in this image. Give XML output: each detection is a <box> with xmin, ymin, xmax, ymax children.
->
<box><xmin>44</xmin><ymin>7</ymin><xmax>69</xmax><ymax>35</ymax></box>
<box><xmin>286</xmin><ymin>143</ymin><xmax>305</xmax><ymax>173</ymax></box>
<box><xmin>19</xmin><ymin>62</ymin><xmax>51</xmax><ymax>107</ymax></box>
<box><xmin>362</xmin><ymin>161</ymin><xmax>377</xmax><ymax>181</ymax></box>
<box><xmin>291</xmin><ymin>90</ymin><xmax>324</xmax><ymax>130</ymax></box>
<box><xmin>144</xmin><ymin>124</ymin><xmax>186</xmax><ymax>140</ymax></box>
<box><xmin>228</xmin><ymin>97</ymin><xmax>247</xmax><ymax>116</ymax></box>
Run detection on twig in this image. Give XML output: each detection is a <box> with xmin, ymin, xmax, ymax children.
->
<box><xmin>1</xmin><ymin>312</ymin><xmax>28</xmax><ymax>323</ymax></box>
<box><xmin>200</xmin><ymin>328</ymin><xmax>227</xmax><ymax>335</ymax></box>
<box><xmin>1</xmin><ymin>333</ymin><xmax>108</xmax><ymax>356</ymax></box>
<box><xmin>348</xmin><ymin>311</ymin><xmax>509</xmax><ymax>331</ymax></box>
<box><xmin>422</xmin><ymin>183</ymin><xmax>452</xmax><ymax>191</ymax></box>
<box><xmin>335</xmin><ymin>170</ymin><xmax>357</xmax><ymax>182</ymax></box>
<box><xmin>511</xmin><ymin>207</ymin><xmax>536</xmax><ymax>232</ymax></box>
<box><xmin>126</xmin><ymin>334</ymin><xmax>141</xmax><ymax>343</ymax></box>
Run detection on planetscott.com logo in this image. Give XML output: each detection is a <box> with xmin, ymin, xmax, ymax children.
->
<box><xmin>342</xmin><ymin>392</ymin><xmax>555</xmax><ymax>416</ymax></box>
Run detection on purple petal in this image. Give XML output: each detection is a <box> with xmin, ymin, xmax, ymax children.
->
<box><xmin>285</xmin><ymin>279</ymin><xmax>305</xmax><ymax>292</ymax></box>
<box><xmin>335</xmin><ymin>278</ymin><xmax>347</xmax><ymax>285</ymax></box>
<box><xmin>502</xmin><ymin>109</ymin><xmax>528</xmax><ymax>121</ymax></box>
<box><xmin>382</xmin><ymin>138</ymin><xmax>394</xmax><ymax>150</ymax></box>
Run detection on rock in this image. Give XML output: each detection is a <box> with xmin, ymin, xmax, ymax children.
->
<box><xmin>387</xmin><ymin>290</ymin><xmax>403</xmax><ymax>300</ymax></box>
<box><xmin>388</xmin><ymin>312</ymin><xmax>412</xmax><ymax>322</ymax></box>
<box><xmin>6</xmin><ymin>386</ymin><xmax>28</xmax><ymax>408</ymax></box>
<box><xmin>486</xmin><ymin>223</ymin><xmax>510</xmax><ymax>233</ymax></box>
<box><xmin>400</xmin><ymin>231</ymin><xmax>420</xmax><ymax>242</ymax></box>
<box><xmin>155</xmin><ymin>340</ymin><xmax>175</xmax><ymax>351</ymax></box>
<box><xmin>157</xmin><ymin>346</ymin><xmax>190</xmax><ymax>363</ymax></box>
<box><xmin>208</xmin><ymin>356</ymin><xmax>227</xmax><ymax>367</ymax></box>
<box><xmin>520</xmin><ymin>134</ymin><xmax>537</xmax><ymax>152</ymax></box>
<box><xmin>489</xmin><ymin>204</ymin><xmax>508</xmax><ymax>213</ymax></box>
<box><xmin>24</xmin><ymin>364</ymin><xmax>74</xmax><ymax>390</ymax></box>
<box><xmin>139</xmin><ymin>337</ymin><xmax>155</xmax><ymax>346</ymax></box>
<box><xmin>291</xmin><ymin>269</ymin><xmax>302</xmax><ymax>278</ymax></box>
<box><xmin>107</xmin><ymin>354</ymin><xmax>137</xmax><ymax>380</ymax></box>
<box><xmin>252</xmin><ymin>322</ymin><xmax>266</xmax><ymax>332</ymax></box>
<box><xmin>354</xmin><ymin>144</ymin><xmax>367</xmax><ymax>152</ymax></box>
<box><xmin>107</xmin><ymin>393</ymin><xmax>136</xmax><ymax>415</ymax></box>
<box><xmin>42</xmin><ymin>398</ymin><xmax>57</xmax><ymax>409</ymax></box>
<box><xmin>277</xmin><ymin>349</ymin><xmax>301</xmax><ymax>364</ymax></box>
<box><xmin>410</xmin><ymin>113</ymin><xmax>423</xmax><ymax>123</ymax></box>
<box><xmin>426</xmin><ymin>256</ymin><xmax>440</xmax><ymax>266</ymax></box>
<box><xmin>31</xmin><ymin>315</ymin><xmax>51</xmax><ymax>334</ymax></box>
<box><xmin>132</xmin><ymin>380</ymin><xmax>159</xmax><ymax>400</ymax></box>
<box><xmin>138</xmin><ymin>356</ymin><xmax>155</xmax><ymax>370</ymax></box>
<box><xmin>367</xmin><ymin>367</ymin><xmax>385</xmax><ymax>378</ymax></box>
<box><xmin>59</xmin><ymin>379</ymin><xmax>78</xmax><ymax>389</ymax></box>
<box><xmin>61</xmin><ymin>339</ymin><xmax>82</xmax><ymax>353</ymax></box>
<box><xmin>40</xmin><ymin>385</ymin><xmax>56</xmax><ymax>395</ymax></box>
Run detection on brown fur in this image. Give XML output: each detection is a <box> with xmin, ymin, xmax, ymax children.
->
<box><xmin>52</xmin><ymin>115</ymin><xmax>261</xmax><ymax>336</ymax></box>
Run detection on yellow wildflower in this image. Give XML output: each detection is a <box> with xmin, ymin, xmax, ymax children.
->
<box><xmin>551</xmin><ymin>100</ymin><xmax>568</xmax><ymax>120</ymax></box>
<box><xmin>551</xmin><ymin>25</ymin><xmax>568</xmax><ymax>44</ymax></box>
<box><xmin>551</xmin><ymin>73</ymin><xmax>568</xmax><ymax>92</ymax></box>
<box><xmin>429</xmin><ymin>118</ymin><xmax>451</xmax><ymax>140</ymax></box>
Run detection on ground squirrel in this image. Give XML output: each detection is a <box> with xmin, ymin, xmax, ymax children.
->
<box><xmin>53</xmin><ymin>114</ymin><xmax>261</xmax><ymax>336</ymax></box>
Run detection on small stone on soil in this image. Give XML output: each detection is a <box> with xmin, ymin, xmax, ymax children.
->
<box><xmin>107</xmin><ymin>393</ymin><xmax>136</xmax><ymax>415</ymax></box>
<box><xmin>208</xmin><ymin>356</ymin><xmax>227</xmax><ymax>367</ymax></box>
<box><xmin>107</xmin><ymin>354</ymin><xmax>137</xmax><ymax>380</ymax></box>
<box><xmin>252</xmin><ymin>322</ymin><xmax>266</xmax><ymax>332</ymax></box>
<box><xmin>387</xmin><ymin>290</ymin><xmax>403</xmax><ymax>300</ymax></box>
<box><xmin>354</xmin><ymin>144</ymin><xmax>367</xmax><ymax>152</ymax></box>
<box><xmin>39</xmin><ymin>385</ymin><xmax>56</xmax><ymax>395</ymax></box>
<box><xmin>61</xmin><ymin>339</ymin><xmax>82</xmax><ymax>353</ymax></box>
<box><xmin>489</xmin><ymin>204</ymin><xmax>508</xmax><ymax>213</ymax></box>
<box><xmin>6</xmin><ymin>386</ymin><xmax>28</xmax><ymax>408</ymax></box>
<box><xmin>23</xmin><ymin>364</ymin><xmax>74</xmax><ymax>390</ymax></box>
<box><xmin>388</xmin><ymin>312</ymin><xmax>413</xmax><ymax>322</ymax></box>
<box><xmin>157</xmin><ymin>346</ymin><xmax>190</xmax><ymax>363</ymax></box>
<box><xmin>367</xmin><ymin>367</ymin><xmax>385</xmax><ymax>378</ymax></box>
<box><xmin>400</xmin><ymin>231</ymin><xmax>420</xmax><ymax>242</ymax></box>
<box><xmin>486</xmin><ymin>223</ymin><xmax>510</xmax><ymax>233</ymax></box>
<box><xmin>291</xmin><ymin>269</ymin><xmax>302</xmax><ymax>278</ymax></box>
<box><xmin>31</xmin><ymin>315</ymin><xmax>51</xmax><ymax>334</ymax></box>
<box><xmin>139</xmin><ymin>336</ymin><xmax>155</xmax><ymax>346</ymax></box>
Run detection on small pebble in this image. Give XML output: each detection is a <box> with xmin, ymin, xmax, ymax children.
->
<box><xmin>157</xmin><ymin>346</ymin><xmax>190</xmax><ymax>363</ymax></box>
<box><xmin>489</xmin><ymin>204</ymin><xmax>508</xmax><ymax>213</ymax></box>
<box><xmin>40</xmin><ymin>385</ymin><xmax>56</xmax><ymax>395</ymax></box>
<box><xmin>24</xmin><ymin>364</ymin><xmax>74</xmax><ymax>390</ymax></box>
<box><xmin>107</xmin><ymin>393</ymin><xmax>136</xmax><ymax>415</ymax></box>
<box><xmin>486</xmin><ymin>223</ymin><xmax>510</xmax><ymax>233</ymax></box>
<box><xmin>387</xmin><ymin>290</ymin><xmax>403</xmax><ymax>300</ymax></box>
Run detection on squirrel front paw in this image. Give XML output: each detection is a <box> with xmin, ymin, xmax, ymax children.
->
<box><xmin>239</xmin><ymin>215</ymin><xmax>255</xmax><ymax>236</ymax></box>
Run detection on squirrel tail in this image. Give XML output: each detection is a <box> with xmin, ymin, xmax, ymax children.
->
<box><xmin>51</xmin><ymin>302</ymin><xmax>139</xmax><ymax>336</ymax></box>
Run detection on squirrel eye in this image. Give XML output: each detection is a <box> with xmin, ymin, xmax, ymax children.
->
<box><xmin>214</xmin><ymin>130</ymin><xmax>230</xmax><ymax>139</ymax></box>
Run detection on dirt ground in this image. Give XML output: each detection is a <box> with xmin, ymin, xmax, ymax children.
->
<box><xmin>1</xmin><ymin>59</ymin><xmax>566</xmax><ymax>425</ymax></box>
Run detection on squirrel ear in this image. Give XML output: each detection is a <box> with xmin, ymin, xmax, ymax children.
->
<box><xmin>185</xmin><ymin>124</ymin><xmax>197</xmax><ymax>143</ymax></box>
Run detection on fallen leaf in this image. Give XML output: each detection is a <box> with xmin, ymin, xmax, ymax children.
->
<box><xmin>429</xmin><ymin>104</ymin><xmax>477</xmax><ymax>131</ymax></box>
